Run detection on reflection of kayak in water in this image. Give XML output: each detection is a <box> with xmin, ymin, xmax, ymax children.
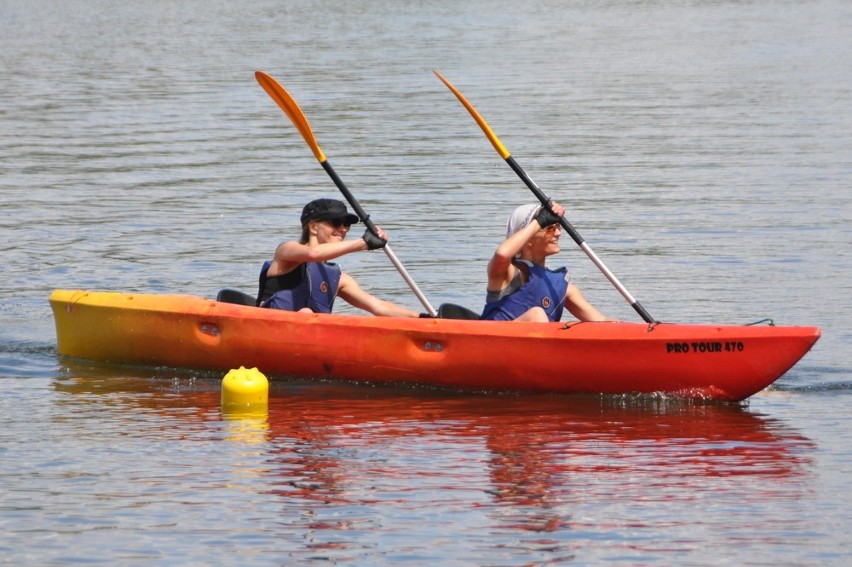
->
<box><xmin>53</xmin><ymin>374</ymin><xmax>814</xmax><ymax>513</ymax></box>
<box><xmin>54</xmin><ymin>372</ymin><xmax>813</xmax><ymax>484</ymax></box>
<box><xmin>50</xmin><ymin>289</ymin><xmax>820</xmax><ymax>401</ymax></box>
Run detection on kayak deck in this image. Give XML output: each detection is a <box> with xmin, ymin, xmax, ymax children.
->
<box><xmin>49</xmin><ymin>289</ymin><xmax>821</xmax><ymax>402</ymax></box>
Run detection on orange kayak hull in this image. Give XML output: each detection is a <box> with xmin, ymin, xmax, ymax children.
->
<box><xmin>49</xmin><ymin>289</ymin><xmax>820</xmax><ymax>402</ymax></box>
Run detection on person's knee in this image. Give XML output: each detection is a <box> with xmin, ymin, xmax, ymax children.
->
<box><xmin>518</xmin><ymin>306</ymin><xmax>548</xmax><ymax>322</ymax></box>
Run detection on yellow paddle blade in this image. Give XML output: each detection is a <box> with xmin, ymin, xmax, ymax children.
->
<box><xmin>433</xmin><ymin>70</ymin><xmax>511</xmax><ymax>160</ymax></box>
<box><xmin>255</xmin><ymin>70</ymin><xmax>327</xmax><ymax>163</ymax></box>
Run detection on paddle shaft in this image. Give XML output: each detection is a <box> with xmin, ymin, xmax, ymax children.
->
<box><xmin>256</xmin><ymin>71</ymin><xmax>437</xmax><ymax>317</ymax></box>
<box><xmin>319</xmin><ymin>161</ymin><xmax>437</xmax><ymax>316</ymax></box>
<box><xmin>434</xmin><ymin>70</ymin><xmax>657</xmax><ymax>323</ymax></box>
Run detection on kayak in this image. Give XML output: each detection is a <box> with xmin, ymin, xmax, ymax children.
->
<box><xmin>49</xmin><ymin>289</ymin><xmax>820</xmax><ymax>402</ymax></box>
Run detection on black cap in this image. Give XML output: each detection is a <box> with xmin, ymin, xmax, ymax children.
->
<box><xmin>300</xmin><ymin>198</ymin><xmax>360</xmax><ymax>226</ymax></box>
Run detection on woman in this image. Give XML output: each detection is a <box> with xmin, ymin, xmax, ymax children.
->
<box><xmin>257</xmin><ymin>198</ymin><xmax>419</xmax><ymax>318</ymax></box>
<box><xmin>480</xmin><ymin>201</ymin><xmax>608</xmax><ymax>323</ymax></box>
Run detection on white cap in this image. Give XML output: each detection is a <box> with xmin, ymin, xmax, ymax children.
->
<box><xmin>505</xmin><ymin>204</ymin><xmax>540</xmax><ymax>238</ymax></box>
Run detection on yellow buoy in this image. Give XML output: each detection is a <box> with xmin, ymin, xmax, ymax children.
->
<box><xmin>221</xmin><ymin>366</ymin><xmax>269</xmax><ymax>410</ymax></box>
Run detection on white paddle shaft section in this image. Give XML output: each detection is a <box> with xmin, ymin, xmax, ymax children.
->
<box><xmin>383</xmin><ymin>245</ymin><xmax>436</xmax><ymax>316</ymax></box>
<box><xmin>578</xmin><ymin>242</ymin><xmax>638</xmax><ymax>304</ymax></box>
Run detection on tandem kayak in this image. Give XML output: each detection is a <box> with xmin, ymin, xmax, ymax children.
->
<box><xmin>49</xmin><ymin>289</ymin><xmax>820</xmax><ymax>402</ymax></box>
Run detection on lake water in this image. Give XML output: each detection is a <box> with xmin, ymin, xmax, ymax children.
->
<box><xmin>2</xmin><ymin>0</ymin><xmax>851</xmax><ymax>564</ymax></box>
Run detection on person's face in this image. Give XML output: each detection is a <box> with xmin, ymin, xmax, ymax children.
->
<box><xmin>312</xmin><ymin>217</ymin><xmax>352</xmax><ymax>243</ymax></box>
<box><xmin>530</xmin><ymin>224</ymin><xmax>561</xmax><ymax>257</ymax></box>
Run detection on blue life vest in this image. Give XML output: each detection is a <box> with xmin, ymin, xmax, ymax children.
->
<box><xmin>258</xmin><ymin>260</ymin><xmax>342</xmax><ymax>313</ymax></box>
<box><xmin>480</xmin><ymin>260</ymin><xmax>568</xmax><ymax>322</ymax></box>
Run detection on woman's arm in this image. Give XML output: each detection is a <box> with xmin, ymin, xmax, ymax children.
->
<box><xmin>486</xmin><ymin>221</ymin><xmax>541</xmax><ymax>292</ymax></box>
<box><xmin>337</xmin><ymin>273</ymin><xmax>419</xmax><ymax>317</ymax></box>
<box><xmin>278</xmin><ymin>237</ymin><xmax>367</xmax><ymax>263</ymax></box>
<box><xmin>564</xmin><ymin>283</ymin><xmax>609</xmax><ymax>322</ymax></box>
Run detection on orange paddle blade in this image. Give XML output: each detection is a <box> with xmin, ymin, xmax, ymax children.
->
<box><xmin>433</xmin><ymin>70</ymin><xmax>511</xmax><ymax>160</ymax></box>
<box><xmin>255</xmin><ymin>70</ymin><xmax>327</xmax><ymax>163</ymax></box>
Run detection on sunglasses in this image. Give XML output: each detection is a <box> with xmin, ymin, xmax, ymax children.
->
<box><xmin>324</xmin><ymin>218</ymin><xmax>353</xmax><ymax>229</ymax></box>
<box><xmin>536</xmin><ymin>224</ymin><xmax>561</xmax><ymax>235</ymax></box>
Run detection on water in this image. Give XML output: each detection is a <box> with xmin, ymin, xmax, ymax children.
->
<box><xmin>2</xmin><ymin>0</ymin><xmax>851</xmax><ymax>564</ymax></box>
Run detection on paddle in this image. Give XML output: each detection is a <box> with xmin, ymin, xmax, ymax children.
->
<box><xmin>433</xmin><ymin>70</ymin><xmax>658</xmax><ymax>324</ymax></box>
<box><xmin>255</xmin><ymin>70</ymin><xmax>437</xmax><ymax>317</ymax></box>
